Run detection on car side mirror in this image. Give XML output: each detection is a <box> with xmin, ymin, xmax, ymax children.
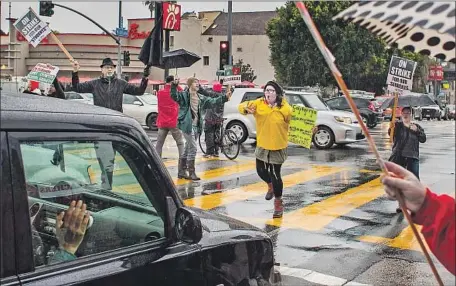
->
<box><xmin>175</xmin><ymin>207</ymin><xmax>202</xmax><ymax>244</ymax></box>
<box><xmin>133</xmin><ymin>101</ymin><xmax>143</xmax><ymax>106</ymax></box>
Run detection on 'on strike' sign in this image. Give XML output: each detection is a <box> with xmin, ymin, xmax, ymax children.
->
<box><xmin>14</xmin><ymin>8</ymin><xmax>52</xmax><ymax>47</ymax></box>
<box><xmin>386</xmin><ymin>56</ymin><xmax>417</xmax><ymax>92</ymax></box>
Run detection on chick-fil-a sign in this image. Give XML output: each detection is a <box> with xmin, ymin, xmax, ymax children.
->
<box><xmin>162</xmin><ymin>2</ymin><xmax>181</xmax><ymax>31</ymax></box>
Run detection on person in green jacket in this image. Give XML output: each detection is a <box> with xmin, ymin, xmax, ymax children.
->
<box><xmin>171</xmin><ymin>77</ymin><xmax>232</xmax><ymax>180</ymax></box>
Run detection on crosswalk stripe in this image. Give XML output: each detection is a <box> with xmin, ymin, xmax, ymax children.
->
<box><xmin>265</xmin><ymin>177</ymin><xmax>383</xmax><ymax>231</ymax></box>
<box><xmin>174</xmin><ymin>161</ymin><xmax>257</xmax><ymax>185</ymax></box>
<box><xmin>358</xmin><ymin>225</ymin><xmax>430</xmax><ymax>252</ymax></box>
<box><xmin>184</xmin><ymin>165</ymin><xmax>348</xmax><ymax>210</ymax></box>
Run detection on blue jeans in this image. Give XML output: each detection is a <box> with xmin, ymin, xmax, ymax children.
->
<box><xmin>182</xmin><ymin>126</ymin><xmax>198</xmax><ymax>161</ymax></box>
<box><xmin>404</xmin><ymin>157</ymin><xmax>420</xmax><ymax>180</ymax></box>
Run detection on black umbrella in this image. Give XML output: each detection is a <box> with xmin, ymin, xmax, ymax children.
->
<box><xmin>161</xmin><ymin>49</ymin><xmax>201</xmax><ymax>69</ymax></box>
<box><xmin>138</xmin><ymin>4</ymin><xmax>163</xmax><ymax>67</ymax></box>
<box><xmin>381</xmin><ymin>94</ymin><xmax>436</xmax><ymax>109</ymax></box>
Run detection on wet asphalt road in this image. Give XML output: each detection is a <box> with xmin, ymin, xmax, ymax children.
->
<box><xmin>147</xmin><ymin>120</ymin><xmax>455</xmax><ymax>286</ymax></box>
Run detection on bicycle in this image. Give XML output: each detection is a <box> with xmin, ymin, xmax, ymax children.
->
<box><xmin>199</xmin><ymin>118</ymin><xmax>240</xmax><ymax>160</ymax></box>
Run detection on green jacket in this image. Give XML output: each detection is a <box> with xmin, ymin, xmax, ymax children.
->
<box><xmin>171</xmin><ymin>84</ymin><xmax>228</xmax><ymax>134</ymax></box>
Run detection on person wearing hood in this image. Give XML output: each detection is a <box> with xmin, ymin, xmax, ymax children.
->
<box><xmin>155</xmin><ymin>75</ymin><xmax>186</xmax><ymax>178</ymax></box>
<box><xmin>238</xmin><ymin>81</ymin><xmax>292</xmax><ymax>218</ymax></box>
<box><xmin>203</xmin><ymin>82</ymin><xmax>227</xmax><ymax>158</ymax></box>
<box><xmin>48</xmin><ymin>77</ymin><xmax>65</xmax><ymax>99</ymax></box>
<box><xmin>388</xmin><ymin>105</ymin><xmax>426</xmax><ymax>212</ymax></box>
<box><xmin>71</xmin><ymin>58</ymin><xmax>149</xmax><ymax>112</ymax></box>
<box><xmin>171</xmin><ymin>77</ymin><xmax>232</xmax><ymax>181</ymax></box>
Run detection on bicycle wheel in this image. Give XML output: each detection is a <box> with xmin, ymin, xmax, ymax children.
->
<box><xmin>221</xmin><ymin>130</ymin><xmax>240</xmax><ymax>160</ymax></box>
<box><xmin>199</xmin><ymin>131</ymin><xmax>208</xmax><ymax>154</ymax></box>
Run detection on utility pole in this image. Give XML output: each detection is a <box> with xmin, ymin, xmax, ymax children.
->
<box><xmin>227</xmin><ymin>1</ymin><xmax>233</xmax><ymax>65</ymax></box>
<box><xmin>117</xmin><ymin>1</ymin><xmax>122</xmax><ymax>79</ymax></box>
<box><xmin>164</xmin><ymin>30</ymin><xmax>170</xmax><ymax>79</ymax></box>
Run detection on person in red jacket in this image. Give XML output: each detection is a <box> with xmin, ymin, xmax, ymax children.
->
<box><xmin>155</xmin><ymin>75</ymin><xmax>186</xmax><ymax>178</ymax></box>
<box><xmin>381</xmin><ymin>161</ymin><xmax>455</xmax><ymax>275</ymax></box>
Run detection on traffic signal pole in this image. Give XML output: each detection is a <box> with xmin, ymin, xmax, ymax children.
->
<box><xmin>117</xmin><ymin>1</ymin><xmax>122</xmax><ymax>79</ymax></box>
<box><xmin>227</xmin><ymin>1</ymin><xmax>232</xmax><ymax>65</ymax></box>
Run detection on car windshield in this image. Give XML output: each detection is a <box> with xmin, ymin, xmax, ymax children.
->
<box><xmin>82</xmin><ymin>93</ymin><xmax>93</xmax><ymax>99</ymax></box>
<box><xmin>141</xmin><ymin>94</ymin><xmax>157</xmax><ymax>105</ymax></box>
<box><xmin>301</xmin><ymin>93</ymin><xmax>330</xmax><ymax>111</ymax></box>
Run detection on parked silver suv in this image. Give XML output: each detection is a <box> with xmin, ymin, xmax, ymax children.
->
<box><xmin>223</xmin><ymin>88</ymin><xmax>365</xmax><ymax>149</ymax></box>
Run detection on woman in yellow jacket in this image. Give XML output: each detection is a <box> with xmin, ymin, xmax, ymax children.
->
<box><xmin>238</xmin><ymin>81</ymin><xmax>292</xmax><ymax>218</ymax></box>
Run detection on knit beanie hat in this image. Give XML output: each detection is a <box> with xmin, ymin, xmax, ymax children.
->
<box><xmin>264</xmin><ymin>81</ymin><xmax>283</xmax><ymax>96</ymax></box>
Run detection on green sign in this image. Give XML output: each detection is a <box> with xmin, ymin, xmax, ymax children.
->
<box><xmin>223</xmin><ymin>65</ymin><xmax>233</xmax><ymax>76</ymax></box>
<box><xmin>216</xmin><ymin>70</ymin><xmax>225</xmax><ymax>76</ymax></box>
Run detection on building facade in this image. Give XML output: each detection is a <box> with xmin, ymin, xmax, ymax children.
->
<box><xmin>0</xmin><ymin>10</ymin><xmax>277</xmax><ymax>88</ymax></box>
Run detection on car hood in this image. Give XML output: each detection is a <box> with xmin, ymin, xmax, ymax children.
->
<box><xmin>190</xmin><ymin>207</ymin><xmax>270</xmax><ymax>247</ymax></box>
<box><xmin>318</xmin><ymin>109</ymin><xmax>358</xmax><ymax>121</ymax></box>
<box><xmin>421</xmin><ymin>105</ymin><xmax>440</xmax><ymax>110</ymax></box>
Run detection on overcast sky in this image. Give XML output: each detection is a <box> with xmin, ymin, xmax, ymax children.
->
<box><xmin>1</xmin><ymin>2</ymin><xmax>285</xmax><ymax>33</ymax></box>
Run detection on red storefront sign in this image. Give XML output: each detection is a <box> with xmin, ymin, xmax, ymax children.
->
<box><xmin>128</xmin><ymin>23</ymin><xmax>151</xmax><ymax>40</ymax></box>
<box><xmin>429</xmin><ymin>65</ymin><xmax>444</xmax><ymax>81</ymax></box>
<box><xmin>232</xmin><ymin>66</ymin><xmax>241</xmax><ymax>75</ymax></box>
<box><xmin>163</xmin><ymin>2</ymin><xmax>181</xmax><ymax>31</ymax></box>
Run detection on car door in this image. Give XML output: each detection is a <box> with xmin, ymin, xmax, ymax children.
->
<box><xmin>8</xmin><ymin>131</ymin><xmax>204</xmax><ymax>286</ymax></box>
<box><xmin>0</xmin><ymin>131</ymin><xmax>20</xmax><ymax>286</ymax></box>
<box><xmin>122</xmin><ymin>94</ymin><xmax>146</xmax><ymax>124</ymax></box>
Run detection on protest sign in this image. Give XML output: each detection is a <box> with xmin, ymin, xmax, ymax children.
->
<box><xmin>288</xmin><ymin>105</ymin><xmax>318</xmax><ymax>149</ymax></box>
<box><xmin>27</xmin><ymin>63</ymin><xmax>59</xmax><ymax>85</ymax></box>
<box><xmin>386</xmin><ymin>56</ymin><xmax>417</xmax><ymax>92</ymax></box>
<box><xmin>14</xmin><ymin>8</ymin><xmax>52</xmax><ymax>47</ymax></box>
<box><xmin>222</xmin><ymin>75</ymin><xmax>241</xmax><ymax>85</ymax></box>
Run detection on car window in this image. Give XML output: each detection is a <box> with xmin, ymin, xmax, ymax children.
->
<box><xmin>19</xmin><ymin>140</ymin><xmax>165</xmax><ymax>269</ymax></box>
<box><xmin>241</xmin><ymin>92</ymin><xmax>263</xmax><ymax>103</ymax></box>
<box><xmin>301</xmin><ymin>94</ymin><xmax>330</xmax><ymax>111</ymax></box>
<box><xmin>353</xmin><ymin>97</ymin><xmax>369</xmax><ymax>108</ymax></box>
<box><xmin>285</xmin><ymin>94</ymin><xmax>305</xmax><ymax>106</ymax></box>
<box><xmin>66</xmin><ymin>93</ymin><xmax>83</xmax><ymax>100</ymax></box>
<box><xmin>326</xmin><ymin>97</ymin><xmax>348</xmax><ymax>109</ymax></box>
<box><xmin>123</xmin><ymin>94</ymin><xmax>138</xmax><ymax>104</ymax></box>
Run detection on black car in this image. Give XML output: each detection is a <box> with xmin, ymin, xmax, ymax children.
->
<box><xmin>325</xmin><ymin>96</ymin><xmax>382</xmax><ymax>128</ymax></box>
<box><xmin>0</xmin><ymin>92</ymin><xmax>279</xmax><ymax>286</ymax></box>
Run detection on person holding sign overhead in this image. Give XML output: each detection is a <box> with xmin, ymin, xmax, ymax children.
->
<box><xmin>238</xmin><ymin>81</ymin><xmax>293</xmax><ymax>218</ymax></box>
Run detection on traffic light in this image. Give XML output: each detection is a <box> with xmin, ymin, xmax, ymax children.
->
<box><xmin>123</xmin><ymin>51</ymin><xmax>130</xmax><ymax>67</ymax></box>
<box><xmin>39</xmin><ymin>1</ymin><xmax>54</xmax><ymax>17</ymax></box>
<box><xmin>219</xmin><ymin>41</ymin><xmax>229</xmax><ymax>70</ymax></box>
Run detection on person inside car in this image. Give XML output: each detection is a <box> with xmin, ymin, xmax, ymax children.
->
<box><xmin>49</xmin><ymin>200</ymin><xmax>90</xmax><ymax>264</ymax></box>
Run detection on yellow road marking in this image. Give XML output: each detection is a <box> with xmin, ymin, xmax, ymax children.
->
<box><xmin>359</xmin><ymin>225</ymin><xmax>430</xmax><ymax>252</ymax></box>
<box><xmin>265</xmin><ymin>178</ymin><xmax>383</xmax><ymax>230</ymax></box>
<box><xmin>184</xmin><ymin>165</ymin><xmax>348</xmax><ymax>210</ymax></box>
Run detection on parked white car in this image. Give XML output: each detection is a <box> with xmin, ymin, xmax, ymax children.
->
<box><xmin>64</xmin><ymin>92</ymin><xmax>94</xmax><ymax>105</ymax></box>
<box><xmin>122</xmin><ymin>93</ymin><xmax>158</xmax><ymax>130</ymax></box>
<box><xmin>223</xmin><ymin>88</ymin><xmax>365</xmax><ymax>149</ymax></box>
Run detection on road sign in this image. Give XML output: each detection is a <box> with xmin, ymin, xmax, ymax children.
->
<box><xmin>428</xmin><ymin>66</ymin><xmax>444</xmax><ymax>81</ymax></box>
<box><xmin>222</xmin><ymin>75</ymin><xmax>241</xmax><ymax>85</ymax></box>
<box><xmin>216</xmin><ymin>70</ymin><xmax>225</xmax><ymax>76</ymax></box>
<box><xmin>14</xmin><ymin>8</ymin><xmax>52</xmax><ymax>47</ymax></box>
<box><xmin>386</xmin><ymin>56</ymin><xmax>417</xmax><ymax>92</ymax></box>
<box><xmin>223</xmin><ymin>65</ymin><xmax>233</xmax><ymax>76</ymax></box>
<box><xmin>115</xmin><ymin>27</ymin><xmax>128</xmax><ymax>37</ymax></box>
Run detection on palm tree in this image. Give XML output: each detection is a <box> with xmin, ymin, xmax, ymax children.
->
<box><xmin>144</xmin><ymin>1</ymin><xmax>155</xmax><ymax>18</ymax></box>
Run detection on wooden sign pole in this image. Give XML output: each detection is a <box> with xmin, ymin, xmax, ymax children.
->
<box><xmin>49</xmin><ymin>32</ymin><xmax>74</xmax><ymax>62</ymax></box>
<box><xmin>389</xmin><ymin>91</ymin><xmax>399</xmax><ymax>143</ymax></box>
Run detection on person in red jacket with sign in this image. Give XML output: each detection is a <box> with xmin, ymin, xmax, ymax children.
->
<box><xmin>382</xmin><ymin>161</ymin><xmax>455</xmax><ymax>275</ymax></box>
<box><xmin>155</xmin><ymin>75</ymin><xmax>186</xmax><ymax>178</ymax></box>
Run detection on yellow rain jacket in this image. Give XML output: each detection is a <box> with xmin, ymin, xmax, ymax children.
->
<box><xmin>239</xmin><ymin>98</ymin><xmax>293</xmax><ymax>150</ymax></box>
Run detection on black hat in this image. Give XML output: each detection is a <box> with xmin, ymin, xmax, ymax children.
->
<box><xmin>166</xmin><ymin>75</ymin><xmax>174</xmax><ymax>83</ymax></box>
<box><xmin>264</xmin><ymin>80</ymin><xmax>283</xmax><ymax>96</ymax></box>
<box><xmin>100</xmin><ymin>58</ymin><xmax>116</xmax><ymax>68</ymax></box>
